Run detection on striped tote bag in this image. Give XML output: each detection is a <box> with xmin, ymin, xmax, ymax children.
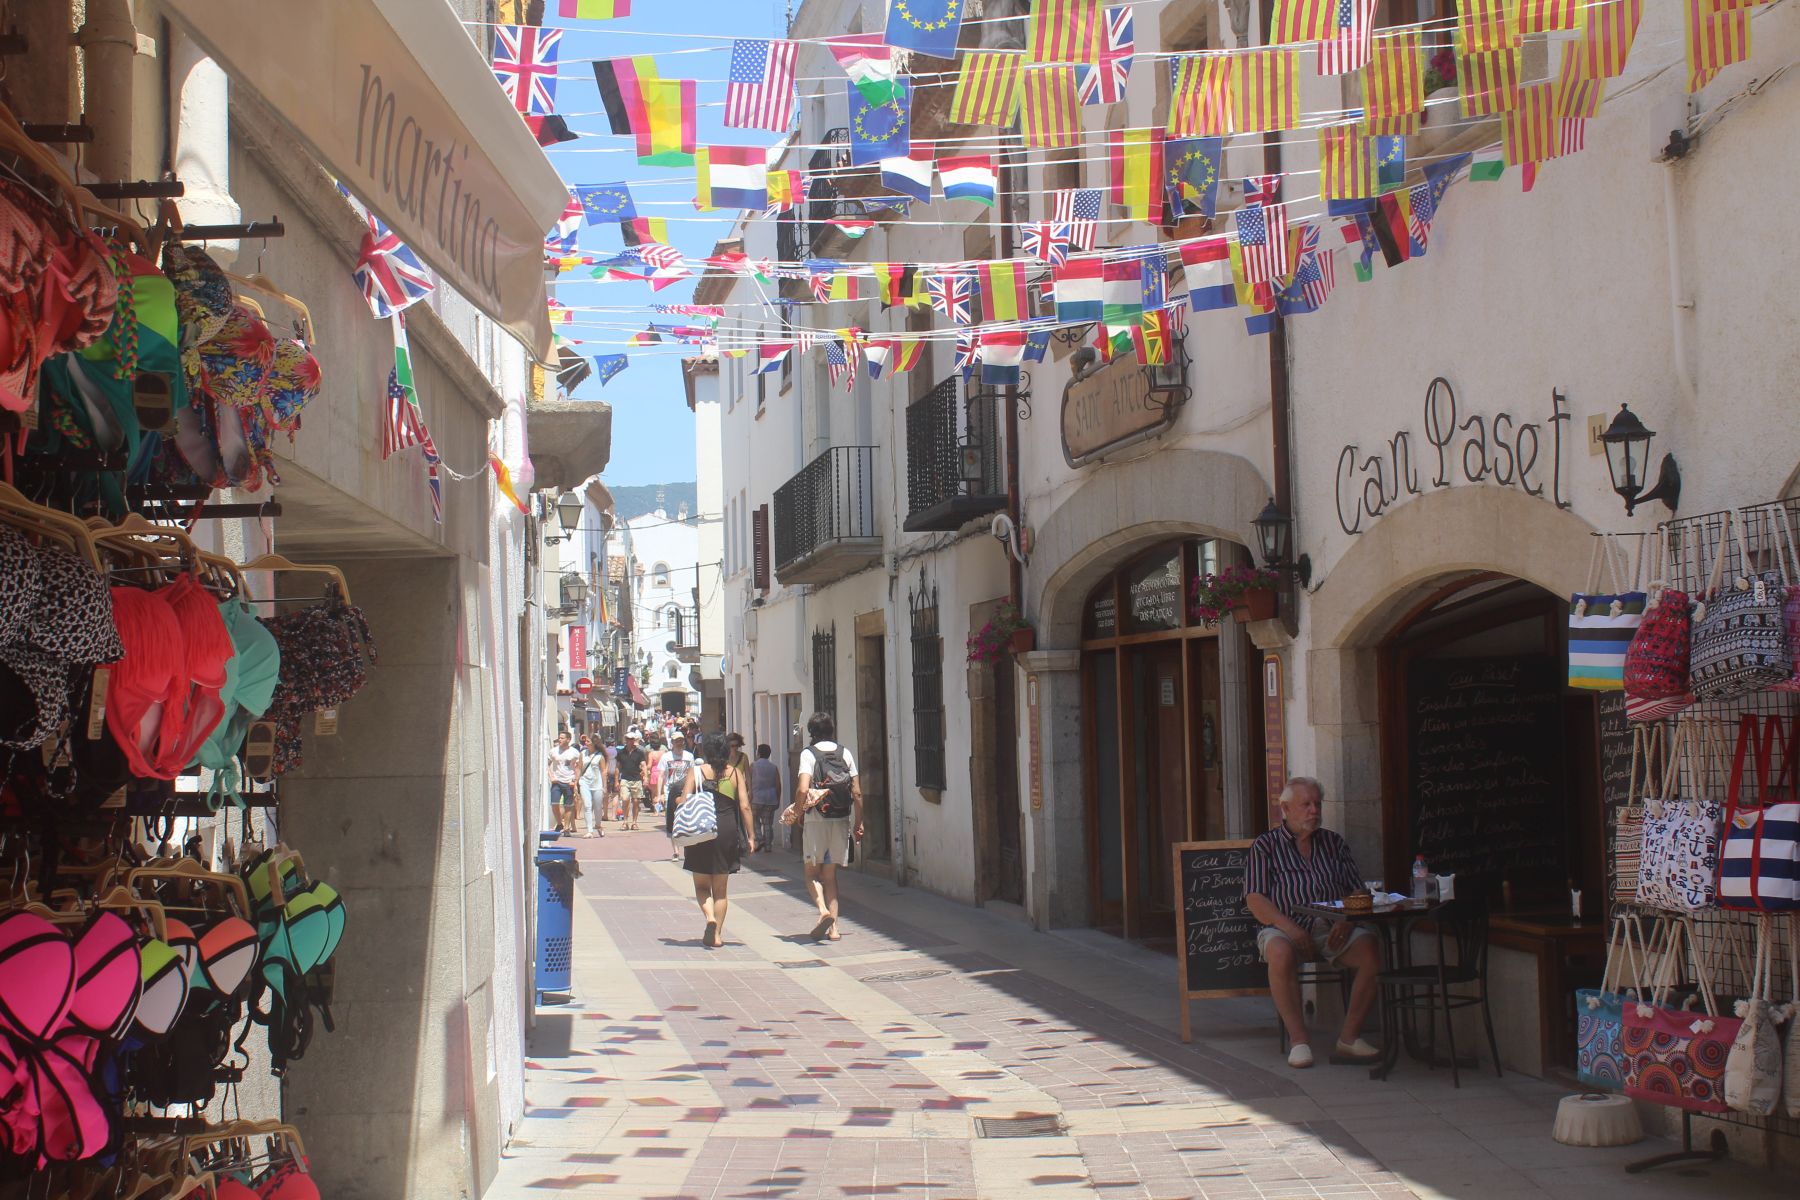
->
<box><xmin>1571</xmin><ymin>535</ymin><xmax>1645</xmax><ymax>691</ymax></box>
<box><xmin>1718</xmin><ymin>715</ymin><xmax>1800</xmax><ymax>911</ymax></box>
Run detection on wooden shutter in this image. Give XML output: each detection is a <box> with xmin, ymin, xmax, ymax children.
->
<box><xmin>752</xmin><ymin>504</ymin><xmax>770</xmax><ymax>593</ymax></box>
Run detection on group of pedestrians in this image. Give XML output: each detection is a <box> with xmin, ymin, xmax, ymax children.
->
<box><xmin>547</xmin><ymin>729</ymin><xmax>614</xmax><ymax>837</ymax></box>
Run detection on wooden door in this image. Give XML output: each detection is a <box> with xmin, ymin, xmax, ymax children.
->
<box><xmin>1129</xmin><ymin>642</ymin><xmax>1188</xmax><ymax>940</ymax></box>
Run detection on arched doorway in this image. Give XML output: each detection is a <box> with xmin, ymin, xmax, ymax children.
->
<box><xmin>1080</xmin><ymin>537</ymin><xmax>1265</xmax><ymax>944</ymax></box>
<box><xmin>1376</xmin><ymin>573</ymin><xmax>1607</xmax><ymax>907</ymax></box>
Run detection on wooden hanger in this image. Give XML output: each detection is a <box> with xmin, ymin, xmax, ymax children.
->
<box><xmin>92</xmin><ymin>885</ymin><xmax>168</xmax><ymax>942</ymax></box>
<box><xmin>0</xmin><ymin>482</ymin><xmax>103</xmax><ymax>569</ymax></box>
<box><xmin>223</xmin><ymin>270</ymin><xmax>314</xmax><ymax>341</ymax></box>
<box><xmin>127</xmin><ymin>860</ymin><xmax>250</xmax><ymax>917</ymax></box>
<box><xmin>241</xmin><ymin>553</ymin><xmax>351</xmax><ymax>605</ymax></box>
<box><xmin>197</xmin><ymin>549</ymin><xmax>245</xmax><ymax>597</ymax></box>
<box><xmin>88</xmin><ymin>514</ymin><xmax>199</xmax><ymax>577</ymax></box>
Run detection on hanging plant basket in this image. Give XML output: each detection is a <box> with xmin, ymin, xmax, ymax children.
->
<box><xmin>967</xmin><ymin>602</ymin><xmax>1031</xmax><ymax>663</ymax></box>
<box><xmin>1233</xmin><ymin>588</ymin><xmax>1278</xmax><ymax>624</ymax></box>
<box><xmin>1009</xmin><ymin>627</ymin><xmax>1037</xmax><ymax>654</ymax></box>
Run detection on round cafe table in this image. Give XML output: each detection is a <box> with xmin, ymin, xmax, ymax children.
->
<box><xmin>1300</xmin><ymin>896</ymin><xmax>1453</xmax><ymax>1081</ymax></box>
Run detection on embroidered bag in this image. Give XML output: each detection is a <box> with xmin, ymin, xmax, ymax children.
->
<box><xmin>1578</xmin><ymin>913</ymin><xmax>1650</xmax><ymax>1089</ymax></box>
<box><xmin>1691</xmin><ymin>510</ymin><xmax>1792</xmax><ymax>702</ymax></box>
<box><xmin>670</xmin><ymin>788</ymin><xmax>718</xmax><ymax>847</ymax></box>
<box><xmin>1637</xmin><ymin>719</ymin><xmax>1725</xmax><ymax>913</ymax></box>
<box><xmin>1764</xmin><ymin>503</ymin><xmax>1800</xmax><ymax>693</ymax></box>
<box><xmin>1625</xmin><ymin>525</ymin><xmax>1695</xmax><ymax>711</ymax></box>
<box><xmin>1624</xmin><ymin>918</ymin><xmax>1740</xmax><ymax>1113</ymax></box>
<box><xmin>1718</xmin><ymin>714</ymin><xmax>1800</xmax><ymax>912</ymax></box>
<box><xmin>1569</xmin><ymin>534</ymin><xmax>1644</xmax><ymax>691</ymax></box>
<box><xmin>1724</xmin><ymin>915</ymin><xmax>1786</xmax><ymax>1115</ymax></box>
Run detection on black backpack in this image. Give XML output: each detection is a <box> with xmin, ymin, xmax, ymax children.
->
<box><xmin>808</xmin><ymin>743</ymin><xmax>855</xmax><ymax>818</ymax></box>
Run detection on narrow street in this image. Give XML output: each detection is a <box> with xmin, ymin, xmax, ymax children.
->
<box><xmin>489</xmin><ymin>831</ymin><xmax>1786</xmax><ymax>1200</ymax></box>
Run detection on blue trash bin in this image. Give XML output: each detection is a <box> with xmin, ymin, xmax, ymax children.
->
<box><xmin>534</xmin><ymin>844</ymin><xmax>578</xmax><ymax>1000</ymax></box>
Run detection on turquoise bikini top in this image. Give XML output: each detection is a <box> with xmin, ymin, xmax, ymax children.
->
<box><xmin>192</xmin><ymin>596</ymin><xmax>282</xmax><ymax>806</ymax></box>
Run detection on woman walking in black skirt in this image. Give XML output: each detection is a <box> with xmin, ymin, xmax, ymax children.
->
<box><xmin>678</xmin><ymin>737</ymin><xmax>753</xmax><ymax>948</ymax></box>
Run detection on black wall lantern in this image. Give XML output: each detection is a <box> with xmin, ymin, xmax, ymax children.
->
<box><xmin>545</xmin><ymin>491</ymin><xmax>585</xmax><ymax>542</ymax></box>
<box><xmin>1252</xmin><ymin>498</ymin><xmax>1312</xmax><ymax>589</ymax></box>
<box><xmin>1598</xmin><ymin>404</ymin><xmax>1681</xmax><ymax>515</ymax></box>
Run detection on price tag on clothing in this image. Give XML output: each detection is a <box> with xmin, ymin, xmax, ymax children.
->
<box><xmin>314</xmin><ymin>708</ymin><xmax>339</xmax><ymax>736</ymax></box>
<box><xmin>86</xmin><ymin>667</ymin><xmax>110</xmax><ymax>741</ymax></box>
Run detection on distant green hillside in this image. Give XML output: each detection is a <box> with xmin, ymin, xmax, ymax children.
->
<box><xmin>608</xmin><ymin>482</ymin><xmax>697</xmax><ymax>521</ymax></box>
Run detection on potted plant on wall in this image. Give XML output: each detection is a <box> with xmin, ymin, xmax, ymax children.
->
<box><xmin>1190</xmin><ymin>565</ymin><xmax>1281</xmax><ymax>625</ymax></box>
<box><xmin>966</xmin><ymin>602</ymin><xmax>1033</xmax><ymax>663</ymax></box>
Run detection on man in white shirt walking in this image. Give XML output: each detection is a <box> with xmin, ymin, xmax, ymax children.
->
<box><xmin>548</xmin><ymin>730</ymin><xmax>582</xmax><ymax>835</ymax></box>
<box><xmin>791</xmin><ymin>711</ymin><xmax>863</xmax><ymax>941</ymax></box>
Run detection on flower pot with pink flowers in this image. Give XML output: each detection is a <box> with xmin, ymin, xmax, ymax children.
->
<box><xmin>1189</xmin><ymin>566</ymin><xmax>1281</xmax><ymax>626</ymax></box>
<box><xmin>967</xmin><ymin>602</ymin><xmax>1032</xmax><ymax>663</ymax></box>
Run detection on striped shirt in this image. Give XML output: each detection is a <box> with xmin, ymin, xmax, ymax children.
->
<box><xmin>1243</xmin><ymin>824</ymin><xmax>1364</xmax><ymax>936</ymax></box>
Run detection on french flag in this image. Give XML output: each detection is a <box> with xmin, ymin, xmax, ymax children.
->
<box><xmin>1179</xmin><ymin>237</ymin><xmax>1234</xmax><ymax>312</ymax></box>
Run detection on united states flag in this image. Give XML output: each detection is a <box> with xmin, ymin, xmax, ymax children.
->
<box><xmin>1020</xmin><ymin>222</ymin><xmax>1072</xmax><ymax>267</ymax></box>
<box><xmin>1235</xmin><ymin>180</ymin><xmax>1289</xmax><ymax>287</ymax></box>
<box><xmin>355</xmin><ymin>213</ymin><xmax>434</xmax><ymax>318</ymax></box>
<box><xmin>382</xmin><ymin>367</ymin><xmax>428</xmax><ymax>460</ymax></box>
<box><xmin>633</xmin><ymin>242</ymin><xmax>684</xmax><ymax>270</ymax></box>
<box><xmin>1052</xmin><ymin>188</ymin><xmax>1102</xmax><ymax>250</ymax></box>
<box><xmin>825</xmin><ymin>340</ymin><xmax>856</xmax><ymax>392</ymax></box>
<box><xmin>725</xmin><ymin>39</ymin><xmax>798</xmax><ymax>132</ymax></box>
<box><xmin>1318</xmin><ymin>0</ymin><xmax>1377</xmax><ymax>76</ymax></box>
<box><xmin>494</xmin><ymin>25</ymin><xmax>560</xmax><ymax>115</ymax></box>
<box><xmin>1297</xmin><ymin>225</ymin><xmax>1335</xmax><ymax>308</ymax></box>
<box><xmin>1077</xmin><ymin>7</ymin><xmax>1134</xmax><ymax>104</ymax></box>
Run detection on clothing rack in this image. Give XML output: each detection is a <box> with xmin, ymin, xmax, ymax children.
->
<box><xmin>1607</xmin><ymin>496</ymin><xmax>1800</xmax><ymax>1169</ymax></box>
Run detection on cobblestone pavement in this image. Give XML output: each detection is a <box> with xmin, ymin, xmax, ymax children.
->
<box><xmin>488</xmin><ymin>825</ymin><xmax>1788</xmax><ymax>1200</ymax></box>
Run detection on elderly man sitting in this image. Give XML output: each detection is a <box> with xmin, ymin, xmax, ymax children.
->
<box><xmin>1244</xmin><ymin>776</ymin><xmax>1383</xmax><ymax>1069</ymax></box>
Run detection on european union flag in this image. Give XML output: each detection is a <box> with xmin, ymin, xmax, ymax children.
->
<box><xmin>848</xmin><ymin>79</ymin><xmax>910</xmax><ymax>166</ymax></box>
<box><xmin>594</xmin><ymin>355</ymin><xmax>629</xmax><ymax>387</ymax></box>
<box><xmin>1375</xmin><ymin>136</ymin><xmax>1406</xmax><ymax>193</ymax></box>
<box><xmin>1164</xmin><ymin>137</ymin><xmax>1222</xmax><ymax>219</ymax></box>
<box><xmin>884</xmin><ymin>0</ymin><xmax>964</xmax><ymax>59</ymax></box>
<box><xmin>1024</xmin><ymin>325</ymin><xmax>1052</xmax><ymax>363</ymax></box>
<box><xmin>1135</xmin><ymin>249</ymin><xmax>1167</xmax><ymax>311</ymax></box>
<box><xmin>577</xmin><ymin>183</ymin><xmax>637</xmax><ymax>223</ymax></box>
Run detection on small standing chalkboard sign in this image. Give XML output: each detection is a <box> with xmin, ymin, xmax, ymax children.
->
<box><xmin>1173</xmin><ymin>839</ymin><xmax>1268</xmax><ymax>1042</ymax></box>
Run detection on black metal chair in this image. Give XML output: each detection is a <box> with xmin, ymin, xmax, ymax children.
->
<box><xmin>1376</xmin><ymin>899</ymin><xmax>1502</xmax><ymax>1087</ymax></box>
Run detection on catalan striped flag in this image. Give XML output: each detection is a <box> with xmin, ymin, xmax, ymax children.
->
<box><xmin>1361</xmin><ymin>30</ymin><xmax>1424</xmax><ymax>133</ymax></box>
<box><xmin>1230</xmin><ymin>48</ymin><xmax>1300</xmax><ymax>132</ymax></box>
<box><xmin>1318</xmin><ymin>128</ymin><xmax>1377</xmax><ymax>201</ymax></box>
<box><xmin>1168</xmin><ymin>55</ymin><xmax>1232</xmax><ymax>137</ymax></box>
<box><xmin>978</xmin><ymin>261</ymin><xmax>1031</xmax><ymax>324</ymax></box>
<box><xmin>1500</xmin><ymin>82</ymin><xmax>1558</xmax><ymax>166</ymax></box>
<box><xmin>1572</xmin><ymin>0</ymin><xmax>1641</xmax><ymax>79</ymax></box>
<box><xmin>1030</xmin><ymin>0</ymin><xmax>1104</xmax><ymax>64</ymax></box>
<box><xmin>1269</xmin><ymin>0</ymin><xmax>1333</xmax><ymax>44</ymax></box>
<box><xmin>950</xmin><ymin>51</ymin><xmax>1024</xmax><ymax>127</ymax></box>
<box><xmin>1457</xmin><ymin>0</ymin><xmax>1521</xmax><ymax>52</ymax></box>
<box><xmin>1021</xmin><ymin>66</ymin><xmax>1083</xmax><ymax>148</ymax></box>
<box><xmin>1686</xmin><ymin>0</ymin><xmax>1750</xmax><ymax>93</ymax></box>
<box><xmin>1107</xmin><ymin>128</ymin><xmax>1165</xmax><ymax>223</ymax></box>
<box><xmin>1319</xmin><ymin>0</ymin><xmax>1378</xmax><ymax>77</ymax></box>
<box><xmin>1517</xmin><ymin>0</ymin><xmax>1580</xmax><ymax>33</ymax></box>
<box><xmin>1554</xmin><ymin>44</ymin><xmax>1607</xmax><ymax>119</ymax></box>
<box><xmin>1458</xmin><ymin>45</ymin><xmax>1522</xmax><ymax>117</ymax></box>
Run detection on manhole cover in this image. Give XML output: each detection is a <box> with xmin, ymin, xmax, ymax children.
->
<box><xmin>860</xmin><ymin>968</ymin><xmax>952</xmax><ymax>984</ymax></box>
<box><xmin>974</xmin><ymin>1115</ymin><xmax>1063</xmax><ymax>1139</ymax></box>
<box><xmin>776</xmin><ymin>960</ymin><xmax>828</xmax><ymax>970</ymax></box>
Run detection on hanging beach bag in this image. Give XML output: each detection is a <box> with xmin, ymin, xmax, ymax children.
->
<box><xmin>1762</xmin><ymin>503</ymin><xmax>1800</xmax><ymax>693</ymax></box>
<box><xmin>1724</xmin><ymin>915</ymin><xmax>1786</xmax><ymax>1115</ymax></box>
<box><xmin>1624</xmin><ymin>525</ymin><xmax>1696</xmax><ymax>717</ymax></box>
<box><xmin>1691</xmin><ymin>510</ymin><xmax>1792</xmax><ymax>702</ymax></box>
<box><xmin>1569</xmin><ymin>533</ymin><xmax>1644</xmax><ymax>691</ymax></box>
<box><xmin>670</xmin><ymin>788</ymin><xmax>719</xmax><ymax>847</ymax></box>
<box><xmin>1636</xmin><ymin>719</ymin><xmax>1726</xmax><ymax>913</ymax></box>
<box><xmin>1624</xmin><ymin>918</ymin><xmax>1741</xmax><ymax>1114</ymax></box>
<box><xmin>1613</xmin><ymin>724</ymin><xmax>1664</xmax><ymax>905</ymax></box>
<box><xmin>1718</xmin><ymin>713</ymin><xmax>1800</xmax><ymax>912</ymax></box>
<box><xmin>1577</xmin><ymin>913</ymin><xmax>1650</xmax><ymax>1089</ymax></box>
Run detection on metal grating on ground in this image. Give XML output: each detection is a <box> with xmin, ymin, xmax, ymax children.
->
<box><xmin>973</xmin><ymin>1115</ymin><xmax>1063</xmax><ymax>1139</ymax></box>
<box><xmin>860</xmin><ymin>968</ymin><xmax>952</xmax><ymax>983</ymax></box>
<box><xmin>775</xmin><ymin>959</ymin><xmax>828</xmax><ymax>969</ymax></box>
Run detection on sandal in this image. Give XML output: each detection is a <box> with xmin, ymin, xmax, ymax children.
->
<box><xmin>703</xmin><ymin>921</ymin><xmax>717</xmax><ymax>948</ymax></box>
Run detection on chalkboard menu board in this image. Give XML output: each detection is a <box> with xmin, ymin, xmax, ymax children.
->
<box><xmin>1596</xmin><ymin>691</ymin><xmax>1632</xmax><ymax>813</ymax></box>
<box><xmin>1405</xmin><ymin>655</ymin><xmax>1565</xmax><ymax>893</ymax></box>
<box><xmin>1173</xmin><ymin>840</ymin><xmax>1267</xmax><ymax>1040</ymax></box>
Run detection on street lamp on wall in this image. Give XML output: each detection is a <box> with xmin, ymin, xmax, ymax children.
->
<box><xmin>1598</xmin><ymin>404</ymin><xmax>1681</xmax><ymax>516</ymax></box>
<box><xmin>1252</xmin><ymin>498</ymin><xmax>1312</xmax><ymax>589</ymax></box>
<box><xmin>559</xmin><ymin>571</ymin><xmax>588</xmax><ymax>613</ymax></box>
<box><xmin>544</xmin><ymin>491</ymin><xmax>585</xmax><ymax>543</ymax></box>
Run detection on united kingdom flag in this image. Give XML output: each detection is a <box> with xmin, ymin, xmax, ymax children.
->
<box><xmin>494</xmin><ymin>24</ymin><xmax>561</xmax><ymax>116</ymax></box>
<box><xmin>1020</xmin><ymin>222</ymin><xmax>1072</xmax><ymax>268</ymax></box>
<box><xmin>355</xmin><ymin>212</ymin><xmax>434</xmax><ymax>318</ymax></box>
<box><xmin>1077</xmin><ymin>7</ymin><xmax>1134</xmax><ymax>105</ymax></box>
<box><xmin>926</xmin><ymin>272</ymin><xmax>974</xmax><ymax>324</ymax></box>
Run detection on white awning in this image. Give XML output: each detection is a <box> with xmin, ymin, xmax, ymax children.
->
<box><xmin>163</xmin><ymin>0</ymin><xmax>565</xmax><ymax>358</ymax></box>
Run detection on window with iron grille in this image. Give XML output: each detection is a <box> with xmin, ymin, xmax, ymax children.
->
<box><xmin>909</xmin><ymin>581</ymin><xmax>946</xmax><ymax>790</ymax></box>
<box><xmin>811</xmin><ymin>623</ymin><xmax>837</xmax><ymax>720</ymax></box>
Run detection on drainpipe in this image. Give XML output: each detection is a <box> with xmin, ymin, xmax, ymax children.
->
<box><xmin>1258</xmin><ymin>2</ymin><xmax>1298</xmax><ymax>636</ymax></box>
<box><xmin>78</xmin><ymin>0</ymin><xmax>140</xmax><ymax>184</ymax></box>
<box><xmin>1660</xmin><ymin>167</ymin><xmax>1694</xmax><ymax>402</ymax></box>
<box><xmin>999</xmin><ymin>153</ymin><xmax>1024</xmax><ymax>607</ymax></box>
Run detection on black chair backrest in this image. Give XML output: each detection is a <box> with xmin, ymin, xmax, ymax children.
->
<box><xmin>1437</xmin><ymin>897</ymin><xmax>1492</xmax><ymax>979</ymax></box>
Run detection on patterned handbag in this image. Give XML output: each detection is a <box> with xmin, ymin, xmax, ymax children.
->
<box><xmin>1578</xmin><ymin>913</ymin><xmax>1651</xmax><ymax>1089</ymax></box>
<box><xmin>1690</xmin><ymin>510</ymin><xmax>1793</xmax><ymax>702</ymax></box>
<box><xmin>1718</xmin><ymin>714</ymin><xmax>1800</xmax><ymax>912</ymax></box>
<box><xmin>1624</xmin><ymin>919</ymin><xmax>1741</xmax><ymax>1113</ymax></box>
<box><xmin>670</xmin><ymin>789</ymin><xmax>718</xmax><ymax>847</ymax></box>
<box><xmin>1624</xmin><ymin>525</ymin><xmax>1695</xmax><ymax>711</ymax></box>
<box><xmin>1637</xmin><ymin>719</ymin><xmax>1726</xmax><ymax>913</ymax></box>
<box><xmin>1724</xmin><ymin>915</ymin><xmax>1785</xmax><ymax>1115</ymax></box>
<box><xmin>1763</xmin><ymin>504</ymin><xmax>1800</xmax><ymax>692</ymax></box>
<box><xmin>1569</xmin><ymin>534</ymin><xmax>1645</xmax><ymax>691</ymax></box>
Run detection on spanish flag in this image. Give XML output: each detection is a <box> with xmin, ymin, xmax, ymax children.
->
<box><xmin>489</xmin><ymin>453</ymin><xmax>529</xmax><ymax>515</ymax></box>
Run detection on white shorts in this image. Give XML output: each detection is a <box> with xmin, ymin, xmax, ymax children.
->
<box><xmin>802</xmin><ymin>816</ymin><xmax>852</xmax><ymax>866</ymax></box>
<box><xmin>1257</xmin><ymin>923</ymin><xmax>1375</xmax><ymax>963</ymax></box>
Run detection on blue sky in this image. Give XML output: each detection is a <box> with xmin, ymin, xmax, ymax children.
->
<box><xmin>546</xmin><ymin>4</ymin><xmax>788</xmax><ymax>486</ymax></box>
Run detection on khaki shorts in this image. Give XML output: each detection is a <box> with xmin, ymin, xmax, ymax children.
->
<box><xmin>621</xmin><ymin>780</ymin><xmax>645</xmax><ymax>804</ymax></box>
<box><xmin>1257</xmin><ymin>923</ymin><xmax>1374</xmax><ymax>963</ymax></box>
<box><xmin>802</xmin><ymin>816</ymin><xmax>852</xmax><ymax>866</ymax></box>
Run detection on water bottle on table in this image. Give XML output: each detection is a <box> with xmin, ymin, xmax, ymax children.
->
<box><xmin>1411</xmin><ymin>855</ymin><xmax>1430</xmax><ymax>900</ymax></box>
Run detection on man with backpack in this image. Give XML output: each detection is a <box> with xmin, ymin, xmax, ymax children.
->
<box><xmin>792</xmin><ymin>711</ymin><xmax>863</xmax><ymax>941</ymax></box>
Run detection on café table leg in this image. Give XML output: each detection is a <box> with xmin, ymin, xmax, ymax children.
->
<box><xmin>1369</xmin><ymin>922</ymin><xmax>1402</xmax><ymax>1082</ymax></box>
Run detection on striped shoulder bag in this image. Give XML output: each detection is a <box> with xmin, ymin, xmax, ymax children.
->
<box><xmin>1570</xmin><ymin>532</ymin><xmax>1645</xmax><ymax>691</ymax></box>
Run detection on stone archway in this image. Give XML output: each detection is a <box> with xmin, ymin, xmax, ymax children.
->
<box><xmin>1018</xmin><ymin>449</ymin><xmax>1269</xmax><ymax>929</ymax></box>
<box><xmin>1298</xmin><ymin>486</ymin><xmax>1600</xmax><ymax>856</ymax></box>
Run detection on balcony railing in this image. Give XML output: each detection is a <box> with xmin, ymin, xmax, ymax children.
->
<box><xmin>903</xmin><ymin>376</ymin><xmax>1007</xmax><ymax>532</ymax></box>
<box><xmin>773</xmin><ymin>445</ymin><xmax>882</xmax><ymax>585</ymax></box>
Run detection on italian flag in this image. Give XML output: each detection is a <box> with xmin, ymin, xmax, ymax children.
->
<box><xmin>826</xmin><ymin>34</ymin><xmax>899</xmax><ymax>107</ymax></box>
<box><xmin>1469</xmin><ymin>146</ymin><xmax>1505</xmax><ymax>182</ymax></box>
